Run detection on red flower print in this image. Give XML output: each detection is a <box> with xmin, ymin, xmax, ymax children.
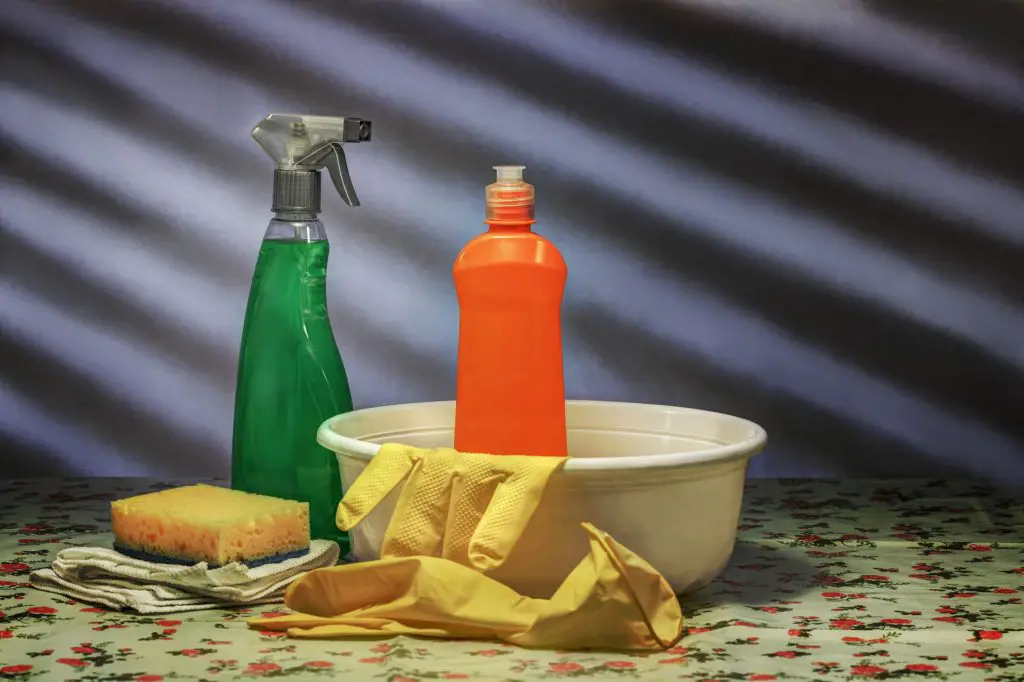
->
<box><xmin>474</xmin><ymin>650</ymin><xmax>502</xmax><ymax>657</ymax></box>
<box><xmin>772</xmin><ymin>651</ymin><xmax>797</xmax><ymax>658</ymax></box>
<box><xmin>994</xmin><ymin>587</ymin><xmax>1017</xmax><ymax>594</ymax></box>
<box><xmin>963</xmin><ymin>650</ymin><xmax>986</xmax><ymax>658</ymax></box>
<box><xmin>796</xmin><ymin>534</ymin><xmax>821</xmax><ymax>542</ymax></box>
<box><xmin>371</xmin><ymin>642</ymin><xmax>392</xmax><ymax>654</ymax></box>
<box><xmin>306</xmin><ymin>661</ymin><xmax>334</xmax><ymax>668</ymax></box>
<box><xmin>260</xmin><ymin>610</ymin><xmax>290</xmax><ymax>618</ymax></box>
<box><xmin>155</xmin><ymin>620</ymin><xmax>181</xmax><ymax>627</ymax></box>
<box><xmin>80</xmin><ymin>607</ymin><xmax>106</xmax><ymax>613</ymax></box>
<box><xmin>1010</xmin><ymin>566</ymin><xmax>1024</xmax><ymax>573</ymax></box>
<box><xmin>831</xmin><ymin>619</ymin><xmax>864</xmax><ymax>629</ymax></box>
<box><xmin>976</xmin><ymin>630</ymin><xmax>1002</xmax><ymax>640</ymax></box>
<box><xmin>822</xmin><ymin>592</ymin><xmax>844</xmax><ymax>598</ymax></box>
<box><xmin>860</xmin><ymin>575</ymin><xmax>889</xmax><ymax>582</ymax></box>
<box><xmin>605</xmin><ymin>661</ymin><xmax>635</xmax><ymax>668</ymax></box>
<box><xmin>136</xmin><ymin>676</ymin><xmax>163</xmax><ymax>682</ymax></box>
<box><xmin>359</xmin><ymin>657</ymin><xmax>387</xmax><ymax>664</ymax></box>
<box><xmin>933</xmin><ymin>616</ymin><xmax>961</xmax><ymax>623</ymax></box>
<box><xmin>246</xmin><ymin>663</ymin><xmax>281</xmax><ymax>674</ymax></box>
<box><xmin>967</xmin><ymin>544</ymin><xmax>991</xmax><ymax>552</ymax></box>
<box><xmin>960</xmin><ymin>662</ymin><xmax>990</xmax><ymax>669</ymax></box>
<box><xmin>749</xmin><ymin>676</ymin><xmax>778</xmax><ymax>681</ymax></box>
<box><xmin>71</xmin><ymin>646</ymin><xmax>95</xmax><ymax>654</ymax></box>
<box><xmin>842</xmin><ymin>636</ymin><xmax>864</xmax><ymax>643</ymax></box>
<box><xmin>550</xmin><ymin>662</ymin><xmax>584</xmax><ymax>672</ymax></box>
<box><xmin>1</xmin><ymin>665</ymin><xmax>33</xmax><ymax>674</ymax></box>
<box><xmin>881</xmin><ymin>618</ymin><xmax>911</xmax><ymax>625</ymax></box>
<box><xmin>180</xmin><ymin>649</ymin><xmax>203</xmax><ymax>657</ymax></box>
<box><xmin>952</xmin><ymin>592</ymin><xmax>976</xmax><ymax>598</ymax></box>
<box><xmin>851</xmin><ymin>665</ymin><xmax>886</xmax><ymax>676</ymax></box>
<box><xmin>821</xmin><ymin>576</ymin><xmax>843</xmax><ymax>584</ymax></box>
<box><xmin>905</xmin><ymin>664</ymin><xmax>937</xmax><ymax>672</ymax></box>
<box><xmin>0</xmin><ymin>630</ymin><xmax>11</xmax><ymax>639</ymax></box>
<box><xmin>56</xmin><ymin>658</ymin><xmax>87</xmax><ymax>667</ymax></box>
<box><xmin>27</xmin><ymin>606</ymin><xmax>57</xmax><ymax>614</ymax></box>
<box><xmin>687</xmin><ymin>627</ymin><xmax>711</xmax><ymax>634</ymax></box>
<box><xmin>393</xmin><ymin>677</ymin><xmax>416</xmax><ymax>682</ymax></box>
<box><xmin>659</xmin><ymin>657</ymin><xmax>686</xmax><ymax>664</ymax></box>
<box><xmin>787</xmin><ymin>629</ymin><xmax>802</xmax><ymax>636</ymax></box>
<box><xmin>756</xmin><ymin>607</ymin><xmax>780</xmax><ymax>613</ymax></box>
<box><xmin>0</xmin><ymin>563</ymin><xmax>30</xmax><ymax>574</ymax></box>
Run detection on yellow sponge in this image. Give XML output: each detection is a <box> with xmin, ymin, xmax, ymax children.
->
<box><xmin>110</xmin><ymin>484</ymin><xmax>310</xmax><ymax>566</ymax></box>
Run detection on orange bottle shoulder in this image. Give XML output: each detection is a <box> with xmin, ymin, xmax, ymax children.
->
<box><xmin>454</xmin><ymin>230</ymin><xmax>566</xmax><ymax>272</ymax></box>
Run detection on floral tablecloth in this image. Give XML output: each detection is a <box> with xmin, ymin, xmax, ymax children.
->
<box><xmin>1</xmin><ymin>478</ymin><xmax>1022</xmax><ymax>681</ymax></box>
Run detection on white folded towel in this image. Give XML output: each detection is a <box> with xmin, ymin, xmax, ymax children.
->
<box><xmin>29</xmin><ymin>540</ymin><xmax>340</xmax><ymax>614</ymax></box>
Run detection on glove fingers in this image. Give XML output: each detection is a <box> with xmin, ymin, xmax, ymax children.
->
<box><xmin>336</xmin><ymin>444</ymin><xmax>418</xmax><ymax>531</ymax></box>
<box><xmin>442</xmin><ymin>471</ymin><xmax>504</xmax><ymax>566</ymax></box>
<box><xmin>381</xmin><ymin>448</ymin><xmax>457</xmax><ymax>558</ymax></box>
<box><xmin>468</xmin><ymin>456</ymin><xmax>564</xmax><ymax>571</ymax></box>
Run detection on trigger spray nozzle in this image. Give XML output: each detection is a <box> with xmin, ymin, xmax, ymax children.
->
<box><xmin>251</xmin><ymin>113</ymin><xmax>372</xmax><ymax>213</ymax></box>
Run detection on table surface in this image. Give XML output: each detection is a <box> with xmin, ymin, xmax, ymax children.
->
<box><xmin>2</xmin><ymin>478</ymin><xmax>1022</xmax><ymax>681</ymax></box>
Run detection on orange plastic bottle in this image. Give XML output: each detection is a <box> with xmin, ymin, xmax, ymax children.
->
<box><xmin>453</xmin><ymin>165</ymin><xmax>568</xmax><ymax>457</ymax></box>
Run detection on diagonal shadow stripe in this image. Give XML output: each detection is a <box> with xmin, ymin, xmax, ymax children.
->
<box><xmin>0</xmin><ymin>430</ymin><xmax>72</xmax><ymax>477</ymax></box>
<box><xmin>867</xmin><ymin>0</ymin><xmax>1024</xmax><ymax>68</ymax></box>
<box><xmin>320</xmin><ymin>0</ymin><xmax>1024</xmax><ymax>292</ymax></box>
<box><xmin>0</xmin><ymin>27</ymin><xmax>248</xmax><ymax>181</ymax></box>
<box><xmin>0</xmin><ymin>332</ymin><xmax>218</xmax><ymax>477</ymax></box>
<box><xmin>575</xmin><ymin>0</ymin><xmax>1024</xmax><ymax>180</ymax></box>
<box><xmin>568</xmin><ymin>306</ymin><xmax>988</xmax><ymax>483</ymax></box>
<box><xmin>331</xmin><ymin>305</ymin><xmax>456</xmax><ymax>407</ymax></box>
<box><xmin>1</xmin><ymin>223</ymin><xmax>235</xmax><ymax>388</ymax></box>
<box><xmin>0</xmin><ymin>135</ymin><xmax>247</xmax><ymax>287</ymax></box>
<box><xmin>548</xmin><ymin>178</ymin><xmax>1024</xmax><ymax>439</ymax></box>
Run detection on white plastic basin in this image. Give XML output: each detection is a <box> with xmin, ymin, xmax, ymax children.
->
<box><xmin>317</xmin><ymin>400</ymin><xmax>767</xmax><ymax>597</ymax></box>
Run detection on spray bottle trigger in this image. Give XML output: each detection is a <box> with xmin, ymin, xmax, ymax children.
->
<box><xmin>298</xmin><ymin>141</ymin><xmax>360</xmax><ymax>207</ymax></box>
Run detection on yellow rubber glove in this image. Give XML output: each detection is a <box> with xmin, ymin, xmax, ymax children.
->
<box><xmin>249</xmin><ymin>522</ymin><xmax>684</xmax><ymax>651</ymax></box>
<box><xmin>336</xmin><ymin>444</ymin><xmax>564</xmax><ymax>570</ymax></box>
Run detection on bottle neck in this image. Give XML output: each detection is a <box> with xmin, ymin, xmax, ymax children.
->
<box><xmin>486</xmin><ymin>221</ymin><xmax>533</xmax><ymax>233</ymax></box>
<box><xmin>264</xmin><ymin>212</ymin><xmax>328</xmax><ymax>242</ymax></box>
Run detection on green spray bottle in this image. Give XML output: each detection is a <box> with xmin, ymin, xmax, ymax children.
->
<box><xmin>232</xmin><ymin>113</ymin><xmax>371</xmax><ymax>553</ymax></box>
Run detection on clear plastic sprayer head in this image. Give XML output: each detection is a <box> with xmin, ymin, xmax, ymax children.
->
<box><xmin>486</xmin><ymin>164</ymin><xmax>535</xmax><ymax>224</ymax></box>
<box><xmin>251</xmin><ymin>113</ymin><xmax>371</xmax><ymax>209</ymax></box>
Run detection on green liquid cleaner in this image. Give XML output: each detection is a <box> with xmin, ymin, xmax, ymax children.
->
<box><xmin>231</xmin><ymin>113</ymin><xmax>372</xmax><ymax>555</ymax></box>
<box><xmin>231</xmin><ymin>238</ymin><xmax>352</xmax><ymax>548</ymax></box>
